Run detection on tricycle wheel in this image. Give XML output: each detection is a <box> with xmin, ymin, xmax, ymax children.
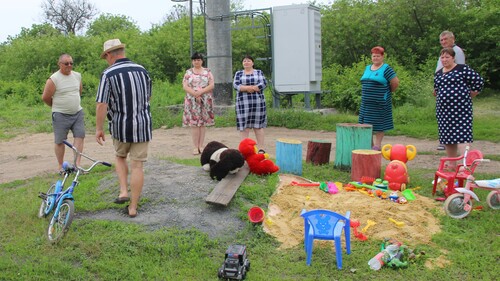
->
<box><xmin>444</xmin><ymin>193</ymin><xmax>471</xmax><ymax>219</ymax></box>
<box><xmin>486</xmin><ymin>191</ymin><xmax>500</xmax><ymax>210</ymax></box>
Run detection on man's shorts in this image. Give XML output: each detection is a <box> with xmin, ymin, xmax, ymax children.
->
<box><xmin>113</xmin><ymin>139</ymin><xmax>149</xmax><ymax>162</ymax></box>
<box><xmin>52</xmin><ymin>110</ymin><xmax>85</xmax><ymax>144</ymax></box>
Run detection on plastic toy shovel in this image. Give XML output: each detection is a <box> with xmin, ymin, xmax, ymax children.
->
<box><xmin>402</xmin><ymin>189</ymin><xmax>416</xmax><ymax>201</ymax></box>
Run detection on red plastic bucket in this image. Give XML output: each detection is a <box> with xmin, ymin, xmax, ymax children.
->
<box><xmin>248</xmin><ymin>206</ymin><xmax>265</xmax><ymax>224</ymax></box>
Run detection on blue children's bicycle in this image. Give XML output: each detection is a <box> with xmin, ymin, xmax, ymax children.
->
<box><xmin>38</xmin><ymin>140</ymin><xmax>111</xmax><ymax>242</ymax></box>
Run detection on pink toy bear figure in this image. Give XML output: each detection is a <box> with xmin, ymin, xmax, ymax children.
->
<box><xmin>384</xmin><ymin>160</ymin><xmax>409</xmax><ymax>191</ymax></box>
<box><xmin>382</xmin><ymin>144</ymin><xmax>417</xmax><ymax>163</ymax></box>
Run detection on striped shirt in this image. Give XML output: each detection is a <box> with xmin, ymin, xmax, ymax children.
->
<box><xmin>358</xmin><ymin>64</ymin><xmax>397</xmax><ymax>132</ymax></box>
<box><xmin>96</xmin><ymin>58</ymin><xmax>152</xmax><ymax>143</ymax></box>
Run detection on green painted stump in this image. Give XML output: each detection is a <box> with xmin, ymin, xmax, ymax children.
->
<box><xmin>334</xmin><ymin>123</ymin><xmax>372</xmax><ymax>170</ymax></box>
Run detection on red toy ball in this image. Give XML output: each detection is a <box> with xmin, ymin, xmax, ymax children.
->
<box><xmin>248</xmin><ymin>206</ymin><xmax>265</xmax><ymax>224</ymax></box>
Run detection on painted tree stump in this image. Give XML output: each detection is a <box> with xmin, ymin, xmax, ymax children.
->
<box><xmin>306</xmin><ymin>140</ymin><xmax>332</xmax><ymax>165</ymax></box>
<box><xmin>334</xmin><ymin>123</ymin><xmax>372</xmax><ymax>170</ymax></box>
<box><xmin>351</xmin><ymin>149</ymin><xmax>382</xmax><ymax>181</ymax></box>
<box><xmin>276</xmin><ymin>138</ymin><xmax>302</xmax><ymax>175</ymax></box>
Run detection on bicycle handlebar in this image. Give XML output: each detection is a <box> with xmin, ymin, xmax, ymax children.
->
<box><xmin>62</xmin><ymin>139</ymin><xmax>112</xmax><ymax>168</ymax></box>
<box><xmin>63</xmin><ymin>140</ymin><xmax>73</xmax><ymax>148</ymax></box>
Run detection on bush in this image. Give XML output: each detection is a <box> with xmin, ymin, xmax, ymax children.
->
<box><xmin>321</xmin><ymin>56</ymin><xmax>435</xmax><ymax>112</ymax></box>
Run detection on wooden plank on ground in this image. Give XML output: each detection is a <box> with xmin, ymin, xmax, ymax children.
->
<box><xmin>205</xmin><ymin>163</ymin><xmax>250</xmax><ymax>206</ymax></box>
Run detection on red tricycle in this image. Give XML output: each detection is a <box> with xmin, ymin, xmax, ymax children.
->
<box><xmin>443</xmin><ymin>147</ymin><xmax>500</xmax><ymax>219</ymax></box>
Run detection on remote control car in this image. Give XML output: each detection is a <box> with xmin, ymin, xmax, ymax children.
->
<box><xmin>218</xmin><ymin>244</ymin><xmax>250</xmax><ymax>280</ymax></box>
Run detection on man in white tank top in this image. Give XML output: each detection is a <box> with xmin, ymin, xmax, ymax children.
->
<box><xmin>42</xmin><ymin>54</ymin><xmax>85</xmax><ymax>170</ymax></box>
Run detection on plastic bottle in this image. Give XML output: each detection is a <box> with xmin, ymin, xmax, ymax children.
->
<box><xmin>385</xmin><ymin>244</ymin><xmax>401</xmax><ymax>258</ymax></box>
<box><xmin>368</xmin><ymin>252</ymin><xmax>386</xmax><ymax>270</ymax></box>
<box><xmin>368</xmin><ymin>244</ymin><xmax>400</xmax><ymax>270</ymax></box>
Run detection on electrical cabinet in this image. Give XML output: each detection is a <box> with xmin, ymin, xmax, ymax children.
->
<box><xmin>272</xmin><ymin>4</ymin><xmax>322</xmax><ymax>92</ymax></box>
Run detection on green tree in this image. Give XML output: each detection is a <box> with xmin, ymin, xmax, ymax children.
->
<box><xmin>86</xmin><ymin>14</ymin><xmax>140</xmax><ymax>37</ymax></box>
<box><xmin>142</xmin><ymin>18</ymin><xmax>193</xmax><ymax>82</ymax></box>
<box><xmin>457</xmin><ymin>0</ymin><xmax>499</xmax><ymax>88</ymax></box>
<box><xmin>5</xmin><ymin>24</ymin><xmax>61</xmax><ymax>43</ymax></box>
<box><xmin>231</xmin><ymin>11</ymin><xmax>272</xmax><ymax>76</ymax></box>
<box><xmin>165</xmin><ymin>4</ymin><xmax>189</xmax><ymax>22</ymax></box>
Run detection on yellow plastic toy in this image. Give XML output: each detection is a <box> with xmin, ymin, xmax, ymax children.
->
<box><xmin>382</xmin><ymin>144</ymin><xmax>417</xmax><ymax>163</ymax></box>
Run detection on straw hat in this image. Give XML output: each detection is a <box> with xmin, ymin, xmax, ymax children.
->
<box><xmin>100</xmin><ymin>39</ymin><xmax>126</xmax><ymax>59</ymax></box>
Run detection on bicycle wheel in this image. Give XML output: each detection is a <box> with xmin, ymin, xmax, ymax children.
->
<box><xmin>444</xmin><ymin>193</ymin><xmax>471</xmax><ymax>219</ymax></box>
<box><xmin>47</xmin><ymin>199</ymin><xmax>75</xmax><ymax>242</ymax></box>
<box><xmin>486</xmin><ymin>191</ymin><xmax>500</xmax><ymax>210</ymax></box>
<box><xmin>38</xmin><ymin>184</ymin><xmax>56</xmax><ymax>218</ymax></box>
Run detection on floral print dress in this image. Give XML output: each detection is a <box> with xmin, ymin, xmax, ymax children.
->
<box><xmin>182</xmin><ymin>68</ymin><xmax>215</xmax><ymax>127</ymax></box>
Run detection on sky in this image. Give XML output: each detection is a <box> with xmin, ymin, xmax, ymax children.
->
<box><xmin>0</xmin><ymin>0</ymin><xmax>331</xmax><ymax>43</ymax></box>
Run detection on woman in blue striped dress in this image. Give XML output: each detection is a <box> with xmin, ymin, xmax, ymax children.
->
<box><xmin>359</xmin><ymin>46</ymin><xmax>399</xmax><ymax>150</ymax></box>
<box><xmin>233</xmin><ymin>55</ymin><xmax>268</xmax><ymax>152</ymax></box>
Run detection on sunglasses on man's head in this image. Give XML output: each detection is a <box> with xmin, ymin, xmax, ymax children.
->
<box><xmin>61</xmin><ymin>62</ymin><xmax>74</xmax><ymax>66</ymax></box>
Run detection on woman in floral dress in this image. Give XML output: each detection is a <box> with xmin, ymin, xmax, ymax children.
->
<box><xmin>182</xmin><ymin>52</ymin><xmax>215</xmax><ymax>155</ymax></box>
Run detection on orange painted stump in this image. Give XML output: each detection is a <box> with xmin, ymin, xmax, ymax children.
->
<box><xmin>306</xmin><ymin>140</ymin><xmax>332</xmax><ymax>165</ymax></box>
<box><xmin>351</xmin><ymin>149</ymin><xmax>382</xmax><ymax>181</ymax></box>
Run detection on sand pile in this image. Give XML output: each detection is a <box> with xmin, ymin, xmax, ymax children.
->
<box><xmin>263</xmin><ymin>174</ymin><xmax>442</xmax><ymax>249</ymax></box>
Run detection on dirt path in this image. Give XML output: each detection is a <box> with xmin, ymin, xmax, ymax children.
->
<box><xmin>1</xmin><ymin>126</ymin><xmax>498</xmax><ymax>184</ymax></box>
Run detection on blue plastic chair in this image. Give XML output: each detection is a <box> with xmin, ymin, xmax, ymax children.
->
<box><xmin>301</xmin><ymin>209</ymin><xmax>351</xmax><ymax>269</ymax></box>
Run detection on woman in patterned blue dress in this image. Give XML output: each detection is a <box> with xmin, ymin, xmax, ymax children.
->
<box><xmin>434</xmin><ymin>47</ymin><xmax>484</xmax><ymax>161</ymax></box>
<box><xmin>359</xmin><ymin>46</ymin><xmax>399</xmax><ymax>150</ymax></box>
<box><xmin>233</xmin><ymin>55</ymin><xmax>268</xmax><ymax>152</ymax></box>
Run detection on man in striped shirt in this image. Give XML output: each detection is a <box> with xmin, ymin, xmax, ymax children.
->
<box><xmin>95</xmin><ymin>39</ymin><xmax>152</xmax><ymax>218</ymax></box>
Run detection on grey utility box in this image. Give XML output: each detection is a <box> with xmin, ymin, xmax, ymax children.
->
<box><xmin>272</xmin><ymin>4</ymin><xmax>322</xmax><ymax>92</ymax></box>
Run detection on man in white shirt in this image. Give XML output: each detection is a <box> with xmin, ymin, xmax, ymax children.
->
<box><xmin>42</xmin><ymin>54</ymin><xmax>85</xmax><ymax>170</ymax></box>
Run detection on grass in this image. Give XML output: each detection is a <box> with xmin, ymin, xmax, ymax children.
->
<box><xmin>1</xmin><ymin>156</ymin><xmax>499</xmax><ymax>280</ymax></box>
<box><xmin>0</xmin><ymin>89</ymin><xmax>499</xmax><ymax>280</ymax></box>
<box><xmin>1</xmin><ymin>88</ymin><xmax>499</xmax><ymax>143</ymax></box>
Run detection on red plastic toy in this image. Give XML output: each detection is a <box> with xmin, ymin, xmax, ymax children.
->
<box><xmin>248</xmin><ymin>206</ymin><xmax>265</xmax><ymax>224</ymax></box>
<box><xmin>350</xmin><ymin>220</ymin><xmax>368</xmax><ymax>241</ymax></box>
<box><xmin>384</xmin><ymin>160</ymin><xmax>409</xmax><ymax>191</ymax></box>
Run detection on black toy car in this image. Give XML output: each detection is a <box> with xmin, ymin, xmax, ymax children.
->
<box><xmin>218</xmin><ymin>244</ymin><xmax>250</xmax><ymax>280</ymax></box>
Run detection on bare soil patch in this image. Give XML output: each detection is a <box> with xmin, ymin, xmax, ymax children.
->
<box><xmin>2</xmin><ymin>126</ymin><xmax>498</xmax><ymax>183</ymax></box>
